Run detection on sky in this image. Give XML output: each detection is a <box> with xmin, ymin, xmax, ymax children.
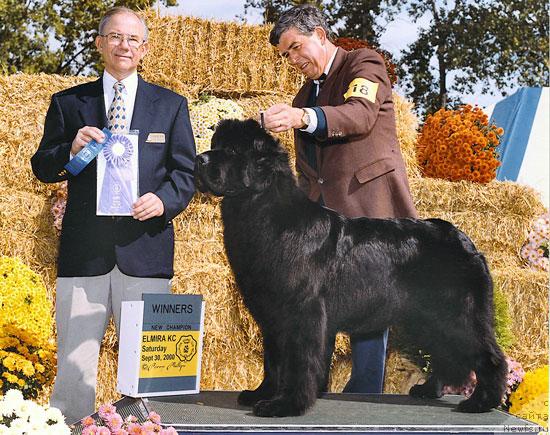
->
<box><xmin>157</xmin><ymin>0</ymin><xmax>508</xmax><ymax>108</ymax></box>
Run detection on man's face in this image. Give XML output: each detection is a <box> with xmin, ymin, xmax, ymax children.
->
<box><xmin>95</xmin><ymin>12</ymin><xmax>148</xmax><ymax>80</ymax></box>
<box><xmin>277</xmin><ymin>26</ymin><xmax>327</xmax><ymax>80</ymax></box>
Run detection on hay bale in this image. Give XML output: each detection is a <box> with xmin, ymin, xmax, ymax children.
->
<box><xmin>0</xmin><ymin>74</ymin><xmax>94</xmax><ymax>196</ymax></box>
<box><xmin>410</xmin><ymin>178</ymin><xmax>546</xmax><ymax>216</ymax></box>
<box><xmin>410</xmin><ymin>178</ymin><xmax>547</xmax><ymax>270</ymax></box>
<box><xmin>96</xmin><ymin>341</ymin><xmax>121</xmax><ymax>406</ymax></box>
<box><xmin>393</xmin><ymin>93</ymin><xmax>421</xmax><ymax>180</ymax></box>
<box><xmin>141</xmin><ymin>11</ymin><xmax>303</xmax><ymax>97</ymax></box>
<box><xmin>0</xmin><ymin>188</ymin><xmax>58</xmax><ymax>296</ymax></box>
<box><xmin>493</xmin><ymin>268</ymin><xmax>549</xmax><ymax>371</ymax></box>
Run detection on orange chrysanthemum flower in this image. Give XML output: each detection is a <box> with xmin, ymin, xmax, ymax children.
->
<box><xmin>417</xmin><ymin>105</ymin><xmax>504</xmax><ymax>184</ymax></box>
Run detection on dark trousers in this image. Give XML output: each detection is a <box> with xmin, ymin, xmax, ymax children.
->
<box><xmin>343</xmin><ymin>329</ymin><xmax>389</xmax><ymax>393</ymax></box>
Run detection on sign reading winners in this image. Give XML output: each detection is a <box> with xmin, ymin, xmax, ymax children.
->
<box><xmin>117</xmin><ymin>294</ymin><xmax>205</xmax><ymax>397</ymax></box>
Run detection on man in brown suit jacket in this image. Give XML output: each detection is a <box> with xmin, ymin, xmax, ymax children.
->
<box><xmin>263</xmin><ymin>4</ymin><xmax>417</xmax><ymax>393</ymax></box>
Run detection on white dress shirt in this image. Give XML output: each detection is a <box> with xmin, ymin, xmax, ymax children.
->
<box><xmin>102</xmin><ymin>70</ymin><xmax>139</xmax><ymax>129</ymax></box>
<box><xmin>302</xmin><ymin>47</ymin><xmax>339</xmax><ymax>134</ymax></box>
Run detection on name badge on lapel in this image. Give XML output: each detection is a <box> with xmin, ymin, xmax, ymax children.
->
<box><xmin>146</xmin><ymin>132</ymin><xmax>166</xmax><ymax>143</ymax></box>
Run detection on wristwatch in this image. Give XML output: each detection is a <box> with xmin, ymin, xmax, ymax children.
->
<box><xmin>301</xmin><ymin>109</ymin><xmax>310</xmax><ymax>128</ymax></box>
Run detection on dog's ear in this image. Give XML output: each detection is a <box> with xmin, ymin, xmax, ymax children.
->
<box><xmin>252</xmin><ymin>138</ymin><xmax>266</xmax><ymax>152</ymax></box>
<box><xmin>253</xmin><ymin>132</ymin><xmax>282</xmax><ymax>153</ymax></box>
<box><xmin>245</xmin><ymin>156</ymin><xmax>279</xmax><ymax>190</ymax></box>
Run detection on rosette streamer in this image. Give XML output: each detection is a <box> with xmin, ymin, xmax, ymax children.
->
<box><xmin>98</xmin><ymin>134</ymin><xmax>135</xmax><ymax>215</ymax></box>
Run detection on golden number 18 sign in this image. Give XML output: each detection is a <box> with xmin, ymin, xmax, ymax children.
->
<box><xmin>117</xmin><ymin>294</ymin><xmax>205</xmax><ymax>397</ymax></box>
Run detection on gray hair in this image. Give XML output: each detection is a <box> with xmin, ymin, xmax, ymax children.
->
<box><xmin>269</xmin><ymin>4</ymin><xmax>333</xmax><ymax>46</ymax></box>
<box><xmin>98</xmin><ymin>6</ymin><xmax>149</xmax><ymax>41</ymax></box>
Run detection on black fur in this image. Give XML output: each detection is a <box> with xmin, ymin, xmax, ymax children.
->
<box><xmin>194</xmin><ymin>119</ymin><xmax>507</xmax><ymax>417</ymax></box>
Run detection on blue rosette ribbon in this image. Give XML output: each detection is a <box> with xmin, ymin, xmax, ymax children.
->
<box><xmin>98</xmin><ymin>134</ymin><xmax>136</xmax><ymax>215</ymax></box>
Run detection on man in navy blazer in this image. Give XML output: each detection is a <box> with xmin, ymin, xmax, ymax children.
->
<box><xmin>31</xmin><ymin>6</ymin><xmax>195</xmax><ymax>422</ymax></box>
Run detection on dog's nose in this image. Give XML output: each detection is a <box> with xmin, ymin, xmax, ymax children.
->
<box><xmin>196</xmin><ymin>153</ymin><xmax>209</xmax><ymax>165</ymax></box>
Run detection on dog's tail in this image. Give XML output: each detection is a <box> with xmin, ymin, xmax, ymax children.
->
<box><xmin>427</xmin><ymin>219</ymin><xmax>508</xmax><ymax>412</ymax></box>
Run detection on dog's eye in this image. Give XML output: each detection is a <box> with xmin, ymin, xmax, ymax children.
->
<box><xmin>226</xmin><ymin>148</ymin><xmax>237</xmax><ymax>155</ymax></box>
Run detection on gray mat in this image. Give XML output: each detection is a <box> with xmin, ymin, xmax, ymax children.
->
<box><xmin>144</xmin><ymin>391</ymin><xmax>542</xmax><ymax>433</ymax></box>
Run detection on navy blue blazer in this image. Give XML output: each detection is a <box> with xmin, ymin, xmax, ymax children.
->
<box><xmin>31</xmin><ymin>76</ymin><xmax>196</xmax><ymax>278</ymax></box>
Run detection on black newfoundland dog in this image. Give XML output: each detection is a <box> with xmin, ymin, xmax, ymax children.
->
<box><xmin>194</xmin><ymin>119</ymin><xmax>507</xmax><ymax>418</ymax></box>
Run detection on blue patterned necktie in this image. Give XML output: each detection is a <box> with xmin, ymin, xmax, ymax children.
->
<box><xmin>108</xmin><ymin>82</ymin><xmax>127</xmax><ymax>133</ymax></box>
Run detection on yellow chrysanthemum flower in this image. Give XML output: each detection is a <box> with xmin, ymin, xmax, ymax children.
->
<box><xmin>509</xmin><ymin>365</ymin><xmax>549</xmax><ymax>427</ymax></box>
<box><xmin>0</xmin><ymin>258</ymin><xmax>56</xmax><ymax>399</ymax></box>
<box><xmin>0</xmin><ymin>256</ymin><xmax>53</xmax><ymax>342</ymax></box>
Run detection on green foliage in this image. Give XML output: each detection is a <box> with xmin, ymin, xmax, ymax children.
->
<box><xmin>243</xmin><ymin>0</ymin><xmax>324</xmax><ymax>25</ymax></box>
<box><xmin>387</xmin><ymin>0</ymin><xmax>549</xmax><ymax>114</ymax></box>
<box><xmin>243</xmin><ymin>0</ymin><xmax>384</xmax><ymax>45</ymax></box>
<box><xmin>1</xmin><ymin>0</ymin><xmax>177</xmax><ymax>75</ymax></box>
<box><xmin>0</xmin><ymin>0</ymin><xmax>58</xmax><ymax>74</ymax></box>
<box><xmin>325</xmin><ymin>0</ymin><xmax>383</xmax><ymax>44</ymax></box>
<box><xmin>493</xmin><ymin>286</ymin><xmax>515</xmax><ymax>351</ymax></box>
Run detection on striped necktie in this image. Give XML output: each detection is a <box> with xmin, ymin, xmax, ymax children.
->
<box><xmin>108</xmin><ymin>82</ymin><xmax>127</xmax><ymax>133</ymax></box>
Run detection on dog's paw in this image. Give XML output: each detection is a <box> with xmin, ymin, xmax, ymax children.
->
<box><xmin>409</xmin><ymin>382</ymin><xmax>443</xmax><ymax>399</ymax></box>
<box><xmin>456</xmin><ymin>397</ymin><xmax>493</xmax><ymax>413</ymax></box>
<box><xmin>238</xmin><ymin>389</ymin><xmax>263</xmax><ymax>407</ymax></box>
<box><xmin>253</xmin><ymin>398</ymin><xmax>304</xmax><ymax>417</ymax></box>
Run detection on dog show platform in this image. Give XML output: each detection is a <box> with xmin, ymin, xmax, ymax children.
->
<box><xmin>71</xmin><ymin>391</ymin><xmax>544</xmax><ymax>434</ymax></box>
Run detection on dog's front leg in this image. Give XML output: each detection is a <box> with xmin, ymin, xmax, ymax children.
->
<box><xmin>238</xmin><ymin>332</ymin><xmax>280</xmax><ymax>406</ymax></box>
<box><xmin>253</xmin><ymin>303</ymin><xmax>327</xmax><ymax>417</ymax></box>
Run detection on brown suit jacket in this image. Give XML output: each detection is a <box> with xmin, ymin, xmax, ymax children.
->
<box><xmin>293</xmin><ymin>47</ymin><xmax>417</xmax><ymax>219</ymax></box>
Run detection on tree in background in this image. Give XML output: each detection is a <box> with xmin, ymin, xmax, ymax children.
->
<box><xmin>326</xmin><ymin>0</ymin><xmax>383</xmax><ymax>45</ymax></box>
<box><xmin>243</xmin><ymin>0</ymin><xmax>324</xmax><ymax>25</ymax></box>
<box><xmin>388</xmin><ymin>0</ymin><xmax>549</xmax><ymax>114</ymax></box>
<box><xmin>0</xmin><ymin>0</ymin><xmax>57</xmax><ymax>73</ymax></box>
<box><xmin>0</xmin><ymin>0</ymin><xmax>177</xmax><ymax>75</ymax></box>
<box><xmin>244</xmin><ymin>0</ymin><xmax>548</xmax><ymax>115</ymax></box>
<box><xmin>243</xmin><ymin>0</ymin><xmax>383</xmax><ymax>45</ymax></box>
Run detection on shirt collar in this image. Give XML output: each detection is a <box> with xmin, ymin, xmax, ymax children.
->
<box><xmin>103</xmin><ymin>70</ymin><xmax>138</xmax><ymax>95</ymax></box>
<box><xmin>314</xmin><ymin>47</ymin><xmax>338</xmax><ymax>85</ymax></box>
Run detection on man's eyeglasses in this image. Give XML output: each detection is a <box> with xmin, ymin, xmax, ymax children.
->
<box><xmin>99</xmin><ymin>32</ymin><xmax>145</xmax><ymax>49</ymax></box>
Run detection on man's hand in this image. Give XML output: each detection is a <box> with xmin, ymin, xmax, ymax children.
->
<box><xmin>132</xmin><ymin>192</ymin><xmax>165</xmax><ymax>221</ymax></box>
<box><xmin>262</xmin><ymin>103</ymin><xmax>305</xmax><ymax>133</ymax></box>
<box><xmin>71</xmin><ymin>126</ymin><xmax>105</xmax><ymax>155</ymax></box>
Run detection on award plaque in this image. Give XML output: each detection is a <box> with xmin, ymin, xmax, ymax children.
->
<box><xmin>117</xmin><ymin>294</ymin><xmax>205</xmax><ymax>397</ymax></box>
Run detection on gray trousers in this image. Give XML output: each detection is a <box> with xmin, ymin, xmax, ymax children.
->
<box><xmin>50</xmin><ymin>265</ymin><xmax>170</xmax><ymax>424</ymax></box>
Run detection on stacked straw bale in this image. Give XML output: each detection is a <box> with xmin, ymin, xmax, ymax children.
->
<box><xmin>140</xmin><ymin>11</ymin><xmax>303</xmax><ymax>98</ymax></box>
<box><xmin>0</xmin><ymin>12</ymin><xmax>547</xmax><ymax>406</ymax></box>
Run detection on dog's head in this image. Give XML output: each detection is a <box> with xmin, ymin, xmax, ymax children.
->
<box><xmin>194</xmin><ymin>119</ymin><xmax>290</xmax><ymax>197</ymax></box>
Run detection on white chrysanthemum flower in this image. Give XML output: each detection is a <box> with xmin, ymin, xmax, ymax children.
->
<box><xmin>44</xmin><ymin>406</ymin><xmax>64</xmax><ymax>424</ymax></box>
<box><xmin>4</xmin><ymin>390</ymin><xmax>24</xmax><ymax>406</ymax></box>
<box><xmin>0</xmin><ymin>401</ymin><xmax>14</xmax><ymax>419</ymax></box>
<box><xmin>190</xmin><ymin>97</ymin><xmax>245</xmax><ymax>153</ymax></box>
<box><xmin>0</xmin><ymin>392</ymin><xmax>71</xmax><ymax>434</ymax></box>
<box><xmin>42</xmin><ymin>424</ymin><xmax>71</xmax><ymax>435</ymax></box>
<box><xmin>18</xmin><ymin>400</ymin><xmax>42</xmax><ymax>419</ymax></box>
<box><xmin>7</xmin><ymin>418</ymin><xmax>27</xmax><ymax>430</ymax></box>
